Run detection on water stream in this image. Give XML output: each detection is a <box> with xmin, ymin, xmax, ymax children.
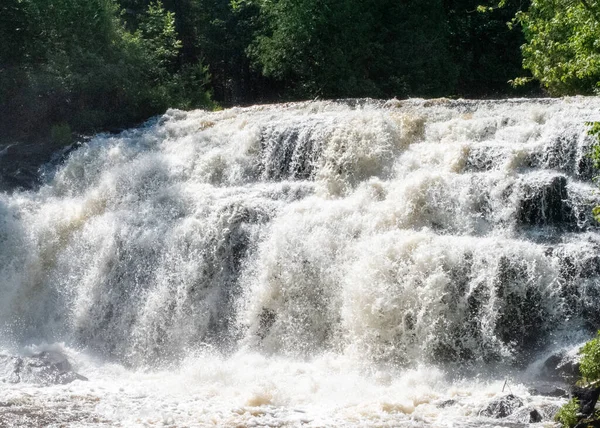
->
<box><xmin>2</xmin><ymin>97</ymin><xmax>600</xmax><ymax>426</ymax></box>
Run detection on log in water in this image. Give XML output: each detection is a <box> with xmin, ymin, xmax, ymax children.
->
<box><xmin>1</xmin><ymin>97</ymin><xmax>599</xmax><ymax>426</ymax></box>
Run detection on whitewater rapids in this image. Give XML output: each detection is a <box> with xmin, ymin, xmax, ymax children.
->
<box><xmin>1</xmin><ymin>97</ymin><xmax>600</xmax><ymax>426</ymax></box>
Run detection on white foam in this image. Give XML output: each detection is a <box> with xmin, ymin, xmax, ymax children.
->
<box><xmin>2</xmin><ymin>97</ymin><xmax>600</xmax><ymax>425</ymax></box>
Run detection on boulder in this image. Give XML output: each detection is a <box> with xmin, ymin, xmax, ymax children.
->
<box><xmin>528</xmin><ymin>386</ymin><xmax>569</xmax><ymax>398</ymax></box>
<box><xmin>572</xmin><ymin>385</ymin><xmax>600</xmax><ymax>417</ymax></box>
<box><xmin>529</xmin><ymin>408</ymin><xmax>543</xmax><ymax>423</ymax></box>
<box><xmin>539</xmin><ymin>350</ymin><xmax>580</xmax><ymax>382</ymax></box>
<box><xmin>0</xmin><ymin>351</ymin><xmax>87</xmax><ymax>385</ymax></box>
<box><xmin>479</xmin><ymin>394</ymin><xmax>524</xmax><ymax>418</ymax></box>
<box><xmin>509</xmin><ymin>407</ymin><xmax>544</xmax><ymax>423</ymax></box>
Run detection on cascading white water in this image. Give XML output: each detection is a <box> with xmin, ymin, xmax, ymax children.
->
<box><xmin>2</xmin><ymin>97</ymin><xmax>600</xmax><ymax>426</ymax></box>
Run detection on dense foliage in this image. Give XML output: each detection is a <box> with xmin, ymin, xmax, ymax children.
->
<box><xmin>118</xmin><ymin>0</ymin><xmax>269</xmax><ymax>104</ymax></box>
<box><xmin>0</xmin><ymin>0</ymin><xmax>213</xmax><ymax>141</ymax></box>
<box><xmin>580</xmin><ymin>331</ymin><xmax>600</xmax><ymax>382</ymax></box>
<box><xmin>446</xmin><ymin>0</ymin><xmax>533</xmax><ymax>96</ymax></box>
<box><xmin>3</xmin><ymin>0</ymin><xmax>600</xmax><ymax>141</ymax></box>
<box><xmin>246</xmin><ymin>0</ymin><xmax>457</xmax><ymax>98</ymax></box>
<box><xmin>515</xmin><ymin>0</ymin><xmax>600</xmax><ymax>94</ymax></box>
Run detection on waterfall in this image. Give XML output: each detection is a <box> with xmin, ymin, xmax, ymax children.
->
<box><xmin>2</xmin><ymin>97</ymin><xmax>600</xmax><ymax>426</ymax></box>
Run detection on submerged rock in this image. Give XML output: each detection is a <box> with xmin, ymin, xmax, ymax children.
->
<box><xmin>435</xmin><ymin>399</ymin><xmax>457</xmax><ymax>408</ymax></box>
<box><xmin>538</xmin><ymin>403</ymin><xmax>561</xmax><ymax>420</ymax></box>
<box><xmin>509</xmin><ymin>406</ymin><xmax>544</xmax><ymax>423</ymax></box>
<box><xmin>517</xmin><ymin>175</ymin><xmax>574</xmax><ymax>227</ymax></box>
<box><xmin>479</xmin><ymin>394</ymin><xmax>524</xmax><ymax>418</ymax></box>
<box><xmin>0</xmin><ymin>351</ymin><xmax>87</xmax><ymax>385</ymax></box>
<box><xmin>528</xmin><ymin>385</ymin><xmax>569</xmax><ymax>398</ymax></box>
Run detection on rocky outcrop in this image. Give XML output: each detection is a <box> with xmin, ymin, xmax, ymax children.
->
<box><xmin>479</xmin><ymin>394</ymin><xmax>524</xmax><ymax>418</ymax></box>
<box><xmin>479</xmin><ymin>396</ymin><xmax>557</xmax><ymax>423</ymax></box>
<box><xmin>528</xmin><ymin>384</ymin><xmax>569</xmax><ymax>398</ymax></box>
<box><xmin>0</xmin><ymin>140</ymin><xmax>81</xmax><ymax>192</ymax></box>
<box><xmin>0</xmin><ymin>351</ymin><xmax>87</xmax><ymax>385</ymax></box>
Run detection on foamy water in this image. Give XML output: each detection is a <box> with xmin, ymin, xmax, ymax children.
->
<box><xmin>0</xmin><ymin>344</ymin><xmax>568</xmax><ymax>427</ymax></box>
<box><xmin>2</xmin><ymin>97</ymin><xmax>600</xmax><ymax>426</ymax></box>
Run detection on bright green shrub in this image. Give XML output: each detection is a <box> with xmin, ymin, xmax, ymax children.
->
<box><xmin>515</xmin><ymin>0</ymin><xmax>600</xmax><ymax>95</ymax></box>
<box><xmin>555</xmin><ymin>398</ymin><xmax>580</xmax><ymax>428</ymax></box>
<box><xmin>580</xmin><ymin>331</ymin><xmax>600</xmax><ymax>383</ymax></box>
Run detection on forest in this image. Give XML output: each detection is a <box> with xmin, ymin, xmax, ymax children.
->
<box><xmin>1</xmin><ymin>0</ymin><xmax>599</xmax><ymax>142</ymax></box>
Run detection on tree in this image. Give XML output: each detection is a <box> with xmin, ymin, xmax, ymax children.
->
<box><xmin>515</xmin><ymin>0</ymin><xmax>600</xmax><ymax>94</ymax></box>
<box><xmin>119</xmin><ymin>0</ymin><xmax>266</xmax><ymax>104</ymax></box>
<box><xmin>0</xmin><ymin>0</ymin><xmax>213</xmax><ymax>140</ymax></box>
<box><xmin>444</xmin><ymin>0</ymin><xmax>532</xmax><ymax>96</ymax></box>
<box><xmin>246</xmin><ymin>0</ymin><xmax>458</xmax><ymax>99</ymax></box>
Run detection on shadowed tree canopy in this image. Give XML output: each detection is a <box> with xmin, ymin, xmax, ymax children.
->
<box><xmin>0</xmin><ymin>0</ymin><xmax>213</xmax><ymax>140</ymax></box>
<box><xmin>2</xmin><ymin>0</ymin><xmax>577</xmax><ymax>142</ymax></box>
<box><xmin>244</xmin><ymin>0</ymin><xmax>459</xmax><ymax>98</ymax></box>
<box><xmin>119</xmin><ymin>0</ymin><xmax>269</xmax><ymax>104</ymax></box>
<box><xmin>444</xmin><ymin>0</ymin><xmax>531</xmax><ymax>96</ymax></box>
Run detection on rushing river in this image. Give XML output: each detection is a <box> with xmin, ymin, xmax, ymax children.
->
<box><xmin>1</xmin><ymin>98</ymin><xmax>600</xmax><ymax>426</ymax></box>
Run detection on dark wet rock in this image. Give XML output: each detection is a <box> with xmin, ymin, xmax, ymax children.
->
<box><xmin>479</xmin><ymin>394</ymin><xmax>524</xmax><ymax>418</ymax></box>
<box><xmin>0</xmin><ymin>142</ymin><xmax>56</xmax><ymax>192</ymax></box>
<box><xmin>528</xmin><ymin>380</ymin><xmax>570</xmax><ymax>398</ymax></box>
<box><xmin>0</xmin><ymin>351</ymin><xmax>87</xmax><ymax>385</ymax></box>
<box><xmin>493</xmin><ymin>256</ymin><xmax>548</xmax><ymax>353</ymax></box>
<box><xmin>529</xmin><ymin>408</ymin><xmax>543</xmax><ymax>423</ymax></box>
<box><xmin>575</xmin><ymin>417</ymin><xmax>600</xmax><ymax>428</ymax></box>
<box><xmin>0</xmin><ymin>139</ymin><xmax>84</xmax><ymax>192</ymax></box>
<box><xmin>522</xmin><ymin>132</ymin><xmax>599</xmax><ymax>180</ymax></box>
<box><xmin>509</xmin><ymin>407</ymin><xmax>544</xmax><ymax>423</ymax></box>
<box><xmin>577</xmin><ymin>151</ymin><xmax>597</xmax><ymax>181</ymax></box>
<box><xmin>539</xmin><ymin>350</ymin><xmax>580</xmax><ymax>382</ymax></box>
<box><xmin>517</xmin><ymin>175</ymin><xmax>575</xmax><ymax>228</ymax></box>
<box><xmin>529</xmin><ymin>386</ymin><xmax>569</xmax><ymax>398</ymax></box>
<box><xmin>525</xmin><ymin>135</ymin><xmax>579</xmax><ymax>176</ymax></box>
<box><xmin>572</xmin><ymin>384</ymin><xmax>600</xmax><ymax>416</ymax></box>
<box><xmin>436</xmin><ymin>399</ymin><xmax>457</xmax><ymax>408</ymax></box>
